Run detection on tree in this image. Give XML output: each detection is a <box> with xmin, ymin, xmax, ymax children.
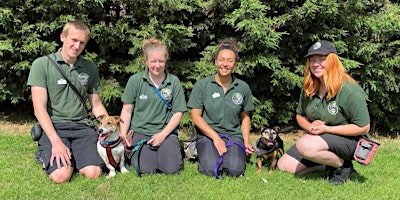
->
<box><xmin>0</xmin><ymin>0</ymin><xmax>399</xmax><ymax>134</ymax></box>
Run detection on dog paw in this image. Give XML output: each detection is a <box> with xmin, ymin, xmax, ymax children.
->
<box><xmin>256</xmin><ymin>169</ymin><xmax>262</xmax><ymax>174</ymax></box>
<box><xmin>121</xmin><ymin>167</ymin><xmax>130</xmax><ymax>174</ymax></box>
<box><xmin>107</xmin><ymin>172</ymin><xmax>116</xmax><ymax>178</ymax></box>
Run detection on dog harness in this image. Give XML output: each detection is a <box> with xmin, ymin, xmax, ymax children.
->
<box><xmin>214</xmin><ymin>134</ymin><xmax>246</xmax><ymax>179</ymax></box>
<box><xmin>126</xmin><ymin>137</ymin><xmax>158</xmax><ymax>177</ymax></box>
<box><xmin>255</xmin><ymin>138</ymin><xmax>279</xmax><ymax>156</ymax></box>
<box><xmin>100</xmin><ymin>137</ymin><xmax>123</xmax><ymax>168</ymax></box>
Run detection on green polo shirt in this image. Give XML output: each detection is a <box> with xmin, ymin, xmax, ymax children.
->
<box><xmin>296</xmin><ymin>80</ymin><xmax>370</xmax><ymax>126</ymax></box>
<box><xmin>187</xmin><ymin>74</ymin><xmax>255</xmax><ymax>136</ymax></box>
<box><xmin>121</xmin><ymin>68</ymin><xmax>187</xmax><ymax>136</ymax></box>
<box><xmin>27</xmin><ymin>49</ymin><xmax>101</xmax><ymax>123</ymax></box>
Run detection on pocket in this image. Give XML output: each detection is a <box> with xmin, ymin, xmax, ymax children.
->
<box><xmin>31</xmin><ymin>123</ymin><xmax>43</xmax><ymax>141</ymax></box>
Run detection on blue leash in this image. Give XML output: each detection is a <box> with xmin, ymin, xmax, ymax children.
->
<box><xmin>152</xmin><ymin>86</ymin><xmax>178</xmax><ymax>134</ymax></box>
<box><xmin>126</xmin><ymin>138</ymin><xmax>158</xmax><ymax>177</ymax></box>
<box><xmin>213</xmin><ymin>134</ymin><xmax>246</xmax><ymax>179</ymax></box>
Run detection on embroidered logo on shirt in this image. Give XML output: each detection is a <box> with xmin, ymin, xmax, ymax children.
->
<box><xmin>212</xmin><ymin>92</ymin><xmax>220</xmax><ymax>98</ymax></box>
<box><xmin>140</xmin><ymin>94</ymin><xmax>148</xmax><ymax>99</ymax></box>
<box><xmin>78</xmin><ymin>73</ymin><xmax>89</xmax><ymax>86</ymax></box>
<box><xmin>161</xmin><ymin>88</ymin><xmax>172</xmax><ymax>100</ymax></box>
<box><xmin>232</xmin><ymin>93</ymin><xmax>243</xmax><ymax>105</ymax></box>
<box><xmin>327</xmin><ymin>101</ymin><xmax>338</xmax><ymax>115</ymax></box>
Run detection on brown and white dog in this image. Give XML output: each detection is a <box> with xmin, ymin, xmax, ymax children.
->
<box><xmin>255</xmin><ymin>126</ymin><xmax>292</xmax><ymax>174</ymax></box>
<box><xmin>97</xmin><ymin>115</ymin><xmax>129</xmax><ymax>178</ymax></box>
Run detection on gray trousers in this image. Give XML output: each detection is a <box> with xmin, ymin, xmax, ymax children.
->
<box><xmin>196</xmin><ymin>134</ymin><xmax>246</xmax><ymax>177</ymax></box>
<box><xmin>129</xmin><ymin>132</ymin><xmax>182</xmax><ymax>174</ymax></box>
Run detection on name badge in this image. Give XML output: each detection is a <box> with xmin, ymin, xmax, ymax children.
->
<box><xmin>57</xmin><ymin>79</ymin><xmax>67</xmax><ymax>85</ymax></box>
<box><xmin>212</xmin><ymin>92</ymin><xmax>220</xmax><ymax>98</ymax></box>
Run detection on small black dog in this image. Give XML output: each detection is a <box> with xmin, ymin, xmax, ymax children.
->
<box><xmin>255</xmin><ymin>126</ymin><xmax>293</xmax><ymax>174</ymax></box>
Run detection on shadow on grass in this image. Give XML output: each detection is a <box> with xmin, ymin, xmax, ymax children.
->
<box><xmin>293</xmin><ymin>169</ymin><xmax>367</xmax><ymax>183</ymax></box>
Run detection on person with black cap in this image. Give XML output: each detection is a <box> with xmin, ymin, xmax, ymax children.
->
<box><xmin>277</xmin><ymin>40</ymin><xmax>371</xmax><ymax>185</ymax></box>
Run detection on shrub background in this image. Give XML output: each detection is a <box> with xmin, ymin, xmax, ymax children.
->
<box><xmin>0</xmin><ymin>0</ymin><xmax>399</xmax><ymax>134</ymax></box>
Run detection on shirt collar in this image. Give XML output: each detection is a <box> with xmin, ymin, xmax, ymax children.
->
<box><xmin>142</xmin><ymin>68</ymin><xmax>171</xmax><ymax>87</ymax></box>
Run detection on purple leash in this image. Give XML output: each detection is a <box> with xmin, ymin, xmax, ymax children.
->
<box><xmin>213</xmin><ymin>134</ymin><xmax>246</xmax><ymax>179</ymax></box>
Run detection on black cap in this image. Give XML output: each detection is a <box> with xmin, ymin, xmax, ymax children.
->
<box><xmin>304</xmin><ymin>40</ymin><xmax>337</xmax><ymax>58</ymax></box>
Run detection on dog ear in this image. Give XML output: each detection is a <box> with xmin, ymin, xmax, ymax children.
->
<box><xmin>114</xmin><ymin>116</ymin><xmax>124</xmax><ymax>124</ymax></box>
<box><xmin>260</xmin><ymin>125</ymin><xmax>266</xmax><ymax>133</ymax></box>
<box><xmin>273</xmin><ymin>126</ymin><xmax>280</xmax><ymax>133</ymax></box>
<box><xmin>97</xmin><ymin>114</ymin><xmax>106</xmax><ymax>121</ymax></box>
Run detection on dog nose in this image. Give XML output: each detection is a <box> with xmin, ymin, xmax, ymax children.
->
<box><xmin>98</xmin><ymin>128</ymin><xmax>103</xmax><ymax>134</ymax></box>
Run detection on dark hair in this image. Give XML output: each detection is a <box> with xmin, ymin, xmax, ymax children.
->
<box><xmin>214</xmin><ymin>37</ymin><xmax>239</xmax><ymax>62</ymax></box>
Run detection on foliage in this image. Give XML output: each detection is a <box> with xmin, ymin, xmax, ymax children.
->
<box><xmin>0</xmin><ymin>0</ymin><xmax>399</xmax><ymax>133</ymax></box>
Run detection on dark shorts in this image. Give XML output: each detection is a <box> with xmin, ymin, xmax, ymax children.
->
<box><xmin>37</xmin><ymin>122</ymin><xmax>104</xmax><ymax>175</ymax></box>
<box><xmin>286</xmin><ymin>133</ymin><xmax>359</xmax><ymax>167</ymax></box>
<box><xmin>196</xmin><ymin>134</ymin><xmax>246</xmax><ymax>177</ymax></box>
<box><xmin>128</xmin><ymin>132</ymin><xmax>182</xmax><ymax>174</ymax></box>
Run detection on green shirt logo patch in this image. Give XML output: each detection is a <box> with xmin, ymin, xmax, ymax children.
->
<box><xmin>161</xmin><ymin>88</ymin><xmax>172</xmax><ymax>100</ymax></box>
<box><xmin>327</xmin><ymin>101</ymin><xmax>338</xmax><ymax>115</ymax></box>
<box><xmin>232</xmin><ymin>93</ymin><xmax>243</xmax><ymax>105</ymax></box>
<box><xmin>78</xmin><ymin>73</ymin><xmax>89</xmax><ymax>86</ymax></box>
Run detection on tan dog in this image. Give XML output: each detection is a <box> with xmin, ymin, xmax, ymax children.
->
<box><xmin>255</xmin><ymin>126</ymin><xmax>285</xmax><ymax>174</ymax></box>
<box><xmin>97</xmin><ymin>115</ymin><xmax>129</xmax><ymax>178</ymax></box>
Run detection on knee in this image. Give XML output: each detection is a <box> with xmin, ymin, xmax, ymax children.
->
<box><xmin>49</xmin><ymin>169</ymin><xmax>73</xmax><ymax>184</ymax></box>
<box><xmin>79</xmin><ymin>166</ymin><xmax>102</xmax><ymax>179</ymax></box>
<box><xmin>225</xmin><ymin>168</ymin><xmax>244</xmax><ymax>177</ymax></box>
<box><xmin>296</xmin><ymin>140</ymin><xmax>314</xmax><ymax>158</ymax></box>
<box><xmin>277</xmin><ymin>155</ymin><xmax>297</xmax><ymax>174</ymax></box>
<box><xmin>161</xmin><ymin>164</ymin><xmax>182</xmax><ymax>175</ymax></box>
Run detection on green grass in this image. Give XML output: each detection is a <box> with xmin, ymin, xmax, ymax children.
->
<box><xmin>1</xmin><ymin>131</ymin><xmax>399</xmax><ymax>200</ymax></box>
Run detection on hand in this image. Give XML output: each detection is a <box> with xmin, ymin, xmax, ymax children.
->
<box><xmin>245</xmin><ymin>143</ymin><xmax>255</xmax><ymax>155</ymax></box>
<box><xmin>213</xmin><ymin>137</ymin><xmax>227</xmax><ymax>156</ymax></box>
<box><xmin>309</xmin><ymin>120</ymin><xmax>326</xmax><ymax>135</ymax></box>
<box><xmin>50</xmin><ymin>140</ymin><xmax>71</xmax><ymax>169</ymax></box>
<box><xmin>148</xmin><ymin>132</ymin><xmax>168</xmax><ymax>147</ymax></box>
<box><xmin>309</xmin><ymin>124</ymin><xmax>328</xmax><ymax>135</ymax></box>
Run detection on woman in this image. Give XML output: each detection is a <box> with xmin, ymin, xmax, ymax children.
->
<box><xmin>277</xmin><ymin>40</ymin><xmax>370</xmax><ymax>185</ymax></box>
<box><xmin>187</xmin><ymin>38</ymin><xmax>255</xmax><ymax>178</ymax></box>
<box><xmin>120</xmin><ymin>37</ymin><xmax>187</xmax><ymax>175</ymax></box>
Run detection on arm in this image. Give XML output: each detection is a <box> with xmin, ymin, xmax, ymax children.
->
<box><xmin>240</xmin><ymin>111</ymin><xmax>254</xmax><ymax>155</ymax></box>
<box><xmin>119</xmin><ymin>103</ymin><xmax>134</xmax><ymax>146</ymax></box>
<box><xmin>191</xmin><ymin>108</ymin><xmax>226</xmax><ymax>155</ymax></box>
<box><xmin>148</xmin><ymin>112</ymin><xmax>183</xmax><ymax>147</ymax></box>
<box><xmin>88</xmin><ymin>93</ymin><xmax>108</xmax><ymax>118</ymax></box>
<box><xmin>31</xmin><ymin>86</ymin><xmax>71</xmax><ymax>169</ymax></box>
<box><xmin>297</xmin><ymin>114</ymin><xmax>370</xmax><ymax>136</ymax></box>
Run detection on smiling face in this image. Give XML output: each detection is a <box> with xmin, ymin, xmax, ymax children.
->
<box><xmin>145</xmin><ymin>50</ymin><xmax>167</xmax><ymax>77</ymax></box>
<box><xmin>215</xmin><ymin>49</ymin><xmax>236</xmax><ymax>77</ymax></box>
<box><xmin>308</xmin><ymin>54</ymin><xmax>327</xmax><ymax>79</ymax></box>
<box><xmin>60</xmin><ymin>28</ymin><xmax>89</xmax><ymax>60</ymax></box>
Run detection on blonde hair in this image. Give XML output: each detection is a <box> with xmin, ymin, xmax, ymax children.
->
<box><xmin>62</xmin><ymin>21</ymin><xmax>90</xmax><ymax>38</ymax></box>
<box><xmin>303</xmin><ymin>53</ymin><xmax>357</xmax><ymax>99</ymax></box>
<box><xmin>142</xmin><ymin>37</ymin><xmax>169</xmax><ymax>60</ymax></box>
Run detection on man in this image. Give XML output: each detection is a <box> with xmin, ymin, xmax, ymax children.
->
<box><xmin>27</xmin><ymin>21</ymin><xmax>108</xmax><ymax>184</ymax></box>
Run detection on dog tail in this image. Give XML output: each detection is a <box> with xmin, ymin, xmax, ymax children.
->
<box><xmin>278</xmin><ymin>126</ymin><xmax>295</xmax><ymax>133</ymax></box>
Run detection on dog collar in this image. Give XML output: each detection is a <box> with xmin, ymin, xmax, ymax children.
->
<box><xmin>100</xmin><ymin>136</ymin><xmax>122</xmax><ymax>148</ymax></box>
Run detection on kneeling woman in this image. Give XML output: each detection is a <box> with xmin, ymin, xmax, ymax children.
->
<box><xmin>277</xmin><ymin>40</ymin><xmax>370</xmax><ymax>185</ymax></box>
<box><xmin>188</xmin><ymin>38</ymin><xmax>255</xmax><ymax>178</ymax></box>
<box><xmin>120</xmin><ymin>38</ymin><xmax>187</xmax><ymax>175</ymax></box>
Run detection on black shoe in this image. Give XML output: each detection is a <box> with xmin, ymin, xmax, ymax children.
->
<box><xmin>327</xmin><ymin>161</ymin><xmax>354</xmax><ymax>185</ymax></box>
<box><xmin>328</xmin><ymin>166</ymin><xmax>352</xmax><ymax>185</ymax></box>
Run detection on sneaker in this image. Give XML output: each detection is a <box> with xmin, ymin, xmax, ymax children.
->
<box><xmin>327</xmin><ymin>162</ymin><xmax>354</xmax><ymax>185</ymax></box>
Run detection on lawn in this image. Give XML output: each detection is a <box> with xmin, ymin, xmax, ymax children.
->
<box><xmin>0</xmin><ymin>119</ymin><xmax>399</xmax><ymax>200</ymax></box>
